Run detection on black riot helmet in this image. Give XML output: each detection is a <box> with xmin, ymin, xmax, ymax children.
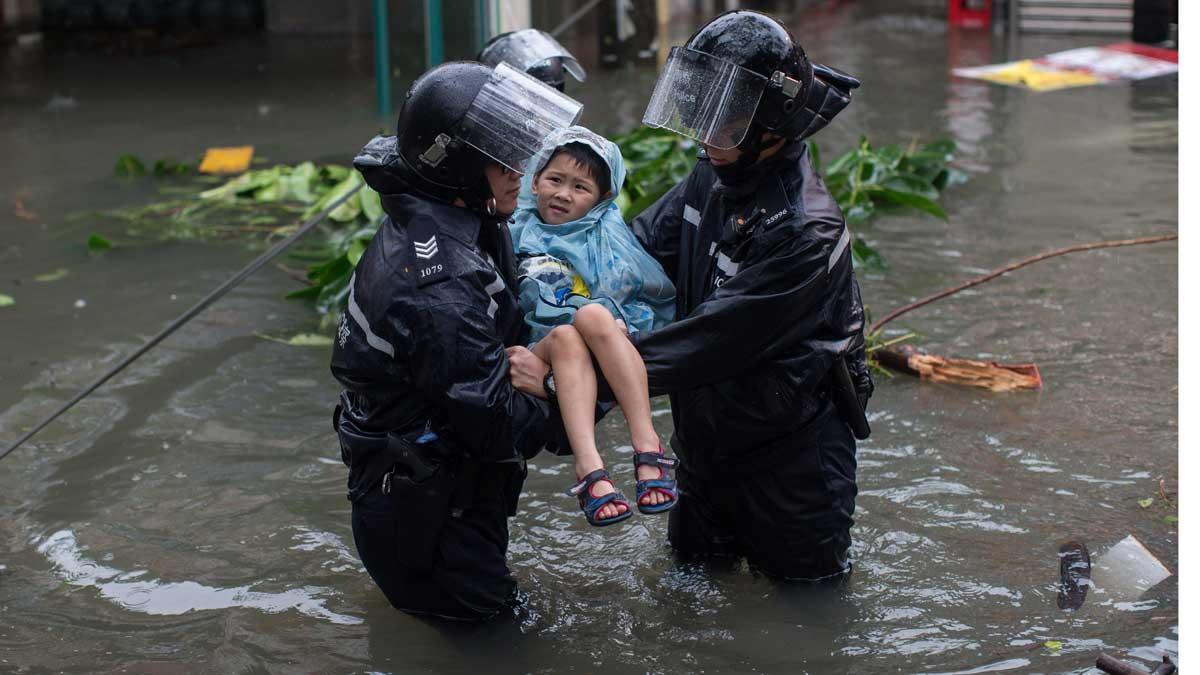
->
<box><xmin>361</xmin><ymin>61</ymin><xmax>582</xmax><ymax>213</ymax></box>
<box><xmin>477</xmin><ymin>28</ymin><xmax>587</xmax><ymax>92</ymax></box>
<box><xmin>643</xmin><ymin>10</ymin><xmax>860</xmax><ymax>156</ymax></box>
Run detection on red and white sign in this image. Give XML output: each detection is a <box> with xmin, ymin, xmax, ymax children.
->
<box><xmin>953</xmin><ymin>41</ymin><xmax>1178</xmax><ymax>91</ymax></box>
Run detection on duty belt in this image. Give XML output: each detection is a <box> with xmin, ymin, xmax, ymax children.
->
<box><xmin>333</xmin><ymin>406</ymin><xmax>520</xmax><ymax>506</ymax></box>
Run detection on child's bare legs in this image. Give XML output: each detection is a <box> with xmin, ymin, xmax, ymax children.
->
<box><xmin>532</xmin><ymin>325</ymin><xmax>627</xmax><ymax>521</ymax></box>
<box><xmin>571</xmin><ymin>304</ymin><xmax>670</xmax><ymax>508</ymax></box>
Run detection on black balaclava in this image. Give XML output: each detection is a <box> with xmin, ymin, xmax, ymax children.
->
<box><xmin>711</xmin><ymin>125</ymin><xmax>791</xmax><ymax>190</ymax></box>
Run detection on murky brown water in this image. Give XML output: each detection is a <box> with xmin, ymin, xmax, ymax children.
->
<box><xmin>0</xmin><ymin>2</ymin><xmax>1177</xmax><ymax>672</ymax></box>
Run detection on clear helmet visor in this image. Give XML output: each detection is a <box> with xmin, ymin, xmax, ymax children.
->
<box><xmin>641</xmin><ymin>46</ymin><xmax>768</xmax><ymax>150</ymax></box>
<box><xmin>460</xmin><ymin>61</ymin><xmax>584</xmax><ymax>173</ymax></box>
<box><xmin>480</xmin><ymin>28</ymin><xmax>587</xmax><ymax>83</ymax></box>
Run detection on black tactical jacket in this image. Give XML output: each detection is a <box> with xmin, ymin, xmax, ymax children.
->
<box><xmin>331</xmin><ymin>137</ymin><xmax>560</xmax><ymax>496</ymax></box>
<box><xmin>630</xmin><ymin>141</ymin><xmax>873</xmax><ymax>453</ymax></box>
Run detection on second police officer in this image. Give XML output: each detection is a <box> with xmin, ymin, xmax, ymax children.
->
<box><xmin>629</xmin><ymin>11</ymin><xmax>875</xmax><ymax>582</ymax></box>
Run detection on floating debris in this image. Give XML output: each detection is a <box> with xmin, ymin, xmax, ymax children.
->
<box><xmin>1057</xmin><ymin>541</ymin><xmax>1091</xmax><ymax>610</ymax></box>
<box><xmin>1090</xmin><ymin>535</ymin><xmax>1172</xmax><ymax>602</ymax></box>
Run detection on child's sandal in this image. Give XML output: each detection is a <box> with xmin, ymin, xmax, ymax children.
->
<box><xmin>633</xmin><ymin>448</ymin><xmax>679</xmax><ymax>515</ymax></box>
<box><xmin>567</xmin><ymin>469</ymin><xmax>634</xmax><ymax>527</ymax></box>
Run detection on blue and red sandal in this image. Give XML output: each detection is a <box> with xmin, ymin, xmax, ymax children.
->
<box><xmin>567</xmin><ymin>469</ymin><xmax>634</xmax><ymax>527</ymax></box>
<box><xmin>633</xmin><ymin>448</ymin><xmax>679</xmax><ymax>515</ymax></box>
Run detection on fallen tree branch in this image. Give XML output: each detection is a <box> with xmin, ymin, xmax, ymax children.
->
<box><xmin>870</xmin><ymin>234</ymin><xmax>1177</xmax><ymax>334</ymax></box>
<box><xmin>876</xmin><ymin>344</ymin><xmax>1043</xmax><ymax>391</ymax></box>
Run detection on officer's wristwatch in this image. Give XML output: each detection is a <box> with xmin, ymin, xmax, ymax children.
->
<box><xmin>543</xmin><ymin>369</ymin><xmax>558</xmax><ymax>407</ymax></box>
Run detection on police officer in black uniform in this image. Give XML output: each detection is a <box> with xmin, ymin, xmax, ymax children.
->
<box><xmin>633</xmin><ymin>11</ymin><xmax>873</xmax><ymax>581</ymax></box>
<box><xmin>476</xmin><ymin>27</ymin><xmax>587</xmax><ymax>91</ymax></box>
<box><xmin>331</xmin><ymin>61</ymin><xmax>582</xmax><ymax>620</ymax></box>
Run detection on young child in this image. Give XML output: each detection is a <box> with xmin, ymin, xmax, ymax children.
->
<box><xmin>508</xmin><ymin>126</ymin><xmax>677</xmax><ymax>527</ymax></box>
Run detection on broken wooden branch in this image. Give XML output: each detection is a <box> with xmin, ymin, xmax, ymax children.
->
<box><xmin>875</xmin><ymin>344</ymin><xmax>1042</xmax><ymax>392</ymax></box>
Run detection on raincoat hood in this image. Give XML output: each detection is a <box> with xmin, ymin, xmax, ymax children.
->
<box><xmin>513</xmin><ymin>126</ymin><xmax>626</xmax><ymax>225</ymax></box>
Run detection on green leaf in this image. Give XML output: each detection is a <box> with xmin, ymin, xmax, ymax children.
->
<box><xmin>255</xmin><ymin>332</ymin><xmax>334</xmax><ymax>347</ymax></box>
<box><xmin>882</xmin><ymin>175</ymin><xmax>939</xmax><ymax>201</ymax></box>
<box><xmin>315</xmin><ymin>268</ymin><xmax>354</xmax><ymax>315</ymax></box>
<box><xmin>287</xmin><ymin>333</ymin><xmax>334</xmax><ymax>347</ymax></box>
<box><xmin>253</xmin><ymin>183</ymin><xmax>281</xmax><ymax>202</ymax></box>
<box><xmin>293</xmin><ymin>162</ymin><xmax>319</xmax><ymax>200</ymax></box>
<box><xmin>152</xmin><ymin>158</ymin><xmax>192</xmax><ymax>176</ymax></box>
<box><xmin>34</xmin><ymin>268</ymin><xmax>69</xmax><ymax>283</ymax></box>
<box><xmin>307</xmin><ymin>254</ymin><xmax>352</xmax><ymax>286</ymax></box>
<box><xmin>876</xmin><ymin>188</ymin><xmax>948</xmax><ymax>220</ymax></box>
<box><xmin>876</xmin><ymin>144</ymin><xmax>904</xmax><ymax>169</ymax></box>
<box><xmin>304</xmin><ymin>173</ymin><xmax>364</xmax><ymax>221</ymax></box>
<box><xmin>0</xmin><ymin>294</ymin><xmax>14</xmax><ymax>308</ymax></box>
<box><xmin>825</xmin><ymin>149</ymin><xmax>857</xmax><ymax>176</ymax></box>
<box><xmin>1044</xmin><ymin>640</ymin><xmax>1063</xmax><ymax>651</ymax></box>
<box><xmin>1139</xmin><ymin>497</ymin><xmax>1155</xmax><ymax>509</ymax></box>
<box><xmin>623</xmin><ymin>183</ymin><xmax>672</xmax><ymax>220</ymax></box>
<box><xmin>359</xmin><ymin>186</ymin><xmax>383</xmax><ymax>222</ymax></box>
<box><xmin>614</xmin><ymin>191</ymin><xmax>631</xmax><ymax>214</ymax></box>
<box><xmin>330</xmin><ymin>197</ymin><xmax>362</xmax><ymax>223</ymax></box>
<box><xmin>346</xmin><ymin>239</ymin><xmax>367</xmax><ymax>266</ymax></box>
<box><xmin>87</xmin><ymin>234</ymin><xmax>112</xmax><ymax>253</ymax></box>
<box><xmin>320</xmin><ymin>164</ymin><xmax>351</xmax><ymax>182</ymax></box>
<box><xmin>114</xmin><ymin>154</ymin><xmax>146</xmax><ymax>176</ymax></box>
<box><xmin>285</xmin><ymin>284</ymin><xmax>322</xmax><ymax>300</ymax></box>
<box><xmin>852</xmin><ymin>236</ymin><xmax>888</xmax><ymax>272</ymax></box>
<box><xmin>199</xmin><ymin>167</ymin><xmax>279</xmax><ymax>201</ymax></box>
<box><xmin>1164</xmin><ymin>515</ymin><xmax>1178</xmax><ymax>524</ymax></box>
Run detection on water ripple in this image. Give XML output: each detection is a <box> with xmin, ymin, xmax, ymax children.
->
<box><xmin>33</xmin><ymin>529</ymin><xmax>360</xmax><ymax>625</ymax></box>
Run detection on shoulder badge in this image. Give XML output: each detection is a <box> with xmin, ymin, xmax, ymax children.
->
<box><xmin>409</xmin><ymin>217</ymin><xmax>451</xmax><ymax>287</ymax></box>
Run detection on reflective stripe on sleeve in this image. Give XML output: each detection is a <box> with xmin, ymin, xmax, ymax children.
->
<box><xmin>484</xmin><ymin>273</ymin><xmax>506</xmax><ymax>319</ymax></box>
<box><xmin>683</xmin><ymin>205</ymin><xmax>701</xmax><ymax>227</ymax></box>
<box><xmin>828</xmin><ymin>226</ymin><xmax>851</xmax><ymax>274</ymax></box>
<box><xmin>347</xmin><ymin>273</ymin><xmax>396</xmax><ymax>358</ymax></box>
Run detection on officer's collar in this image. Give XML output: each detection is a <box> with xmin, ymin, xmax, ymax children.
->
<box><xmin>712</xmin><ymin>154</ymin><xmax>796</xmax><ymax>239</ymax></box>
<box><xmin>405</xmin><ymin>196</ymin><xmax>490</xmax><ymax>247</ymax></box>
<box><xmin>758</xmin><ymin>171</ymin><xmax>794</xmax><ymax>227</ymax></box>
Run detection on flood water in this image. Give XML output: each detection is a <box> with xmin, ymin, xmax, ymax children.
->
<box><xmin>0</xmin><ymin>1</ymin><xmax>1178</xmax><ymax>672</ymax></box>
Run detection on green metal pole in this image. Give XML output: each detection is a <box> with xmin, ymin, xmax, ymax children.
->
<box><xmin>425</xmin><ymin>0</ymin><xmax>445</xmax><ymax>68</ymax></box>
<box><xmin>373</xmin><ymin>0</ymin><xmax>391</xmax><ymax>120</ymax></box>
<box><xmin>475</xmin><ymin>0</ymin><xmax>490</xmax><ymax>52</ymax></box>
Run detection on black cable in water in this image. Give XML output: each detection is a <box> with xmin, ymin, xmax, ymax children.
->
<box><xmin>0</xmin><ymin>183</ymin><xmax>364</xmax><ymax>462</ymax></box>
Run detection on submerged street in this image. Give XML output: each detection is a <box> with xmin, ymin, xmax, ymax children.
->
<box><xmin>0</xmin><ymin>1</ymin><xmax>1178</xmax><ymax>671</ymax></box>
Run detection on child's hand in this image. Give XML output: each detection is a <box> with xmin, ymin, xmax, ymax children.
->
<box><xmin>615</xmin><ymin>319</ymin><xmax>628</xmax><ymax>335</ymax></box>
<box><xmin>505</xmin><ymin>345</ymin><xmax>550</xmax><ymax>398</ymax></box>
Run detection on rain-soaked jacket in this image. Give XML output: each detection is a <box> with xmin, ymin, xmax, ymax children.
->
<box><xmin>331</xmin><ymin>135</ymin><xmax>562</xmax><ymax>503</ymax></box>
<box><xmin>630</xmin><ymin>139</ymin><xmax>873</xmax><ymax>468</ymax></box>
<box><xmin>509</xmin><ymin>126</ymin><xmax>675</xmax><ymax>344</ymax></box>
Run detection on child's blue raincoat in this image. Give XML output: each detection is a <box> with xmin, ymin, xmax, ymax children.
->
<box><xmin>509</xmin><ymin>126</ymin><xmax>676</xmax><ymax>345</ymax></box>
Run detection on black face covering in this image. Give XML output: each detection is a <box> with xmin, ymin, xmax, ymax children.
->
<box><xmin>711</xmin><ymin>127</ymin><xmax>790</xmax><ymax>190</ymax></box>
